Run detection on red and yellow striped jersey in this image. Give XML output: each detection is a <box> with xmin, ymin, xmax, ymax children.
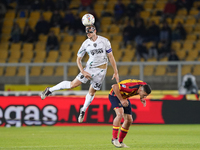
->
<box><xmin>109</xmin><ymin>79</ymin><xmax>147</xmax><ymax>99</ymax></box>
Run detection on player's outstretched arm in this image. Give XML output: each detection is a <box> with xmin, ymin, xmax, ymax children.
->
<box><xmin>107</xmin><ymin>52</ymin><xmax>119</xmax><ymax>83</ymax></box>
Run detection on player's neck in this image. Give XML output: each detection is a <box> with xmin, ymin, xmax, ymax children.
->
<box><xmin>91</xmin><ymin>35</ymin><xmax>97</xmax><ymax>42</ymax></box>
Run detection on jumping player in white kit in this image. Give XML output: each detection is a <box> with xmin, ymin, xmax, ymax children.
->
<box><xmin>41</xmin><ymin>25</ymin><xmax>119</xmax><ymax>123</ymax></box>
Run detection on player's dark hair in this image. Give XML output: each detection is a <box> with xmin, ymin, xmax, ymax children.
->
<box><xmin>143</xmin><ymin>84</ymin><xmax>151</xmax><ymax>94</ymax></box>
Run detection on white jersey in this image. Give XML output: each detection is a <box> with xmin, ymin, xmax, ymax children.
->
<box><xmin>77</xmin><ymin>35</ymin><xmax>112</xmax><ymax>68</ymax></box>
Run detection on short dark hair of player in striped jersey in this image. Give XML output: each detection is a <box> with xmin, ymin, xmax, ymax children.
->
<box><xmin>143</xmin><ymin>84</ymin><xmax>151</xmax><ymax>95</ymax></box>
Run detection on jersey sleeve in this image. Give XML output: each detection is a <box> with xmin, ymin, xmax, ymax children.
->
<box><xmin>77</xmin><ymin>40</ymin><xmax>87</xmax><ymax>57</ymax></box>
<box><xmin>105</xmin><ymin>39</ymin><xmax>112</xmax><ymax>53</ymax></box>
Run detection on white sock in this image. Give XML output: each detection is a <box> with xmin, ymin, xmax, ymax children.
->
<box><xmin>81</xmin><ymin>93</ymin><xmax>95</xmax><ymax>112</ymax></box>
<box><xmin>49</xmin><ymin>81</ymin><xmax>71</xmax><ymax>92</ymax></box>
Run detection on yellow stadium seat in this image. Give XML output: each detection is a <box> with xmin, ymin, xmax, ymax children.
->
<box><xmin>182</xmin><ymin>41</ymin><xmax>194</xmax><ymax>50</ymax></box>
<box><xmin>177</xmin><ymin>9</ymin><xmax>187</xmax><ymax>16</ymax></box>
<box><xmin>121</xmin><ymin>49</ymin><xmax>134</xmax><ymax>62</ymax></box>
<box><xmin>59</xmin><ymin>43</ymin><xmax>71</xmax><ymax>51</ymax></box>
<box><xmin>186</xmin><ymin>34</ymin><xmax>197</xmax><ymax>41</ymax></box>
<box><xmin>185</xmin><ymin>16</ymin><xmax>196</xmax><ymax>25</ymax></box>
<box><xmin>111</xmin><ymin>35</ymin><xmax>122</xmax><ymax>43</ymax></box>
<box><xmin>42</xmin><ymin>66</ymin><xmax>54</xmax><ymax>76</ymax></box>
<box><xmin>42</xmin><ymin>11</ymin><xmax>52</xmax><ymax>21</ymax></box>
<box><xmin>75</xmin><ymin>35</ymin><xmax>87</xmax><ymax>43</ymax></box>
<box><xmin>0</xmin><ymin>42</ymin><xmax>9</xmax><ymax>50</ymax></box>
<box><xmin>62</xmin><ymin>35</ymin><xmax>74</xmax><ymax>43</ymax></box>
<box><xmin>46</xmin><ymin>51</ymin><xmax>59</xmax><ymax>62</ymax></box>
<box><xmin>38</xmin><ymin>34</ymin><xmax>48</xmax><ymax>42</ymax></box>
<box><xmin>9</xmin><ymin>49</ymin><xmax>21</xmax><ymax>59</ymax></box>
<box><xmin>143</xmin><ymin>2</ymin><xmax>154</xmax><ymax>10</ymax></box>
<box><xmin>69</xmin><ymin>2</ymin><xmax>80</xmax><ymax>9</ymax></box>
<box><xmin>129</xmin><ymin>66</ymin><xmax>140</xmax><ymax>76</ymax></box>
<box><xmin>20</xmin><ymin>57</ymin><xmax>32</xmax><ymax>63</ymax></box>
<box><xmin>34</xmin><ymin>42</ymin><xmax>46</xmax><ymax>51</ymax></box>
<box><xmin>149</xmin><ymin>16</ymin><xmax>160</xmax><ymax>25</ymax></box>
<box><xmin>17</xmin><ymin>66</ymin><xmax>26</xmax><ymax>76</ymax></box>
<box><xmin>100</xmin><ymin>25</ymin><xmax>109</xmax><ymax>33</ymax></box>
<box><xmin>21</xmin><ymin>50</ymin><xmax>34</xmax><ymax>60</ymax></box>
<box><xmin>181</xmin><ymin>65</ymin><xmax>192</xmax><ymax>75</ymax></box>
<box><xmin>54</xmin><ymin>66</ymin><xmax>64</xmax><ymax>76</ymax></box>
<box><xmin>79</xmin><ymin>11</ymin><xmax>89</xmax><ymax>18</ymax></box>
<box><xmin>193</xmin><ymin>24</ymin><xmax>200</xmax><ymax>34</ymax></box>
<box><xmin>0</xmin><ymin>67</ymin><xmax>4</xmax><ymax>76</ymax></box>
<box><xmin>29</xmin><ymin>11</ymin><xmax>41</xmax><ymax>20</ymax></box>
<box><xmin>189</xmin><ymin>9</ymin><xmax>199</xmax><ymax>15</ymax></box>
<box><xmin>154</xmin><ymin>65</ymin><xmax>166</xmax><ymax>76</ymax></box>
<box><xmin>186</xmin><ymin>49</ymin><xmax>199</xmax><ymax>60</ymax></box>
<box><xmin>50</xmin><ymin>27</ymin><xmax>60</xmax><ymax>36</ymax></box>
<box><xmin>71</xmin><ymin>44</ymin><xmax>81</xmax><ymax>55</ymax></box>
<box><xmin>68</xmin><ymin>66</ymin><xmax>78</xmax><ymax>77</ymax></box>
<box><xmin>193</xmin><ymin>1</ymin><xmax>200</xmax><ymax>8</ymax></box>
<box><xmin>184</xmin><ymin>25</ymin><xmax>193</xmax><ymax>34</ymax></box>
<box><xmin>113</xmin><ymin>50</ymin><xmax>123</xmax><ymax>62</ymax></box>
<box><xmin>155</xmin><ymin>2</ymin><xmax>166</xmax><ymax>9</ymax></box>
<box><xmin>4</xmin><ymin>67</ymin><xmax>17</xmax><ymax>76</ymax></box>
<box><xmin>144</xmin><ymin>65</ymin><xmax>154</xmax><ymax>76</ymax></box>
<box><xmin>28</xmin><ymin>19</ymin><xmax>38</xmax><ymax>30</ymax></box>
<box><xmin>109</xmin><ymin>24</ymin><xmax>120</xmax><ymax>35</ymax></box>
<box><xmin>118</xmin><ymin>66</ymin><xmax>129</xmax><ymax>76</ymax></box>
<box><xmin>171</xmin><ymin>41</ymin><xmax>182</xmax><ymax>51</ymax></box>
<box><xmin>4</xmin><ymin>11</ymin><xmax>15</xmax><ymax>19</ymax></box>
<box><xmin>10</xmin><ymin>43</ymin><xmax>21</xmax><ymax>51</ymax></box>
<box><xmin>22</xmin><ymin>43</ymin><xmax>33</xmax><ymax>52</ymax></box>
<box><xmin>30</xmin><ymin>66</ymin><xmax>42</xmax><ymax>76</ymax></box>
<box><xmin>106</xmin><ymin>65</ymin><xmax>114</xmax><ymax>76</ymax></box>
<box><xmin>1</xmin><ymin>26</ymin><xmax>12</xmax><ymax>34</ymax></box>
<box><xmin>105</xmin><ymin>1</ymin><xmax>115</xmax><ymax>11</ymax></box>
<box><xmin>101</xmin><ymin>17</ymin><xmax>112</xmax><ymax>26</ymax></box>
<box><xmin>159</xmin><ymin>56</ymin><xmax>168</xmax><ymax>61</ymax></box>
<box><xmin>3</xmin><ymin>19</ymin><xmax>14</xmax><ymax>27</ymax></box>
<box><xmin>33</xmin><ymin>51</ymin><xmax>46</xmax><ymax>62</ymax></box>
<box><xmin>0</xmin><ymin>50</ymin><xmax>8</xmax><ymax>63</ymax></box>
<box><xmin>15</xmin><ymin>18</ymin><xmax>27</xmax><ymax>29</ymax></box>
<box><xmin>140</xmin><ymin>11</ymin><xmax>151</xmax><ymax>19</ymax></box>
<box><xmin>166</xmin><ymin>18</ymin><xmax>172</xmax><ymax>24</ymax></box>
<box><xmin>176</xmin><ymin>49</ymin><xmax>186</xmax><ymax>60</ymax></box>
<box><xmin>193</xmin><ymin>65</ymin><xmax>200</xmax><ymax>75</ymax></box>
<box><xmin>173</xmin><ymin>17</ymin><xmax>185</xmax><ymax>24</ymax></box>
<box><xmin>0</xmin><ymin>34</ymin><xmax>11</xmax><ymax>42</ymax></box>
<box><xmin>94</xmin><ymin>3</ymin><xmax>105</xmax><ymax>11</ymax></box>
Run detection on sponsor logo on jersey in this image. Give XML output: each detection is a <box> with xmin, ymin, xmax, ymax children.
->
<box><xmin>121</xmin><ymin>84</ymin><xmax>126</xmax><ymax>88</ymax></box>
<box><xmin>90</xmin><ymin>48</ymin><xmax>103</xmax><ymax>55</ymax></box>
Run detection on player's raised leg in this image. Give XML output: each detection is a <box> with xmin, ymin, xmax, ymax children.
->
<box><xmin>78</xmin><ymin>85</ymin><xmax>96</xmax><ymax>123</ymax></box>
<box><xmin>41</xmin><ymin>79</ymin><xmax>82</xmax><ymax>100</ymax></box>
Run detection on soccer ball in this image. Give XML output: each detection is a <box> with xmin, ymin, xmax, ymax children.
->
<box><xmin>82</xmin><ymin>14</ymin><xmax>95</xmax><ymax>26</ymax></box>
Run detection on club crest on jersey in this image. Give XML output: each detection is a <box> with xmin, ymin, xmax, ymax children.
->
<box><xmin>93</xmin><ymin>43</ymin><xmax>97</xmax><ymax>47</ymax></box>
<box><xmin>121</xmin><ymin>84</ymin><xmax>126</xmax><ymax>88</ymax></box>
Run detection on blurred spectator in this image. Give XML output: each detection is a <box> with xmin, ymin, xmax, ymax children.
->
<box><xmin>18</xmin><ymin>9</ymin><xmax>26</xmax><ymax>18</ymax></box>
<box><xmin>114</xmin><ymin>0</ymin><xmax>126</xmax><ymax>23</ymax></box>
<box><xmin>46</xmin><ymin>30</ymin><xmax>59</xmax><ymax>52</ymax></box>
<box><xmin>44</xmin><ymin>0</ymin><xmax>55</xmax><ymax>11</ymax></box>
<box><xmin>134</xmin><ymin>20</ymin><xmax>147</xmax><ymax>45</ymax></box>
<box><xmin>79</xmin><ymin>0</ymin><xmax>94</xmax><ymax>12</ymax></box>
<box><xmin>22</xmin><ymin>24</ymin><xmax>35</xmax><ymax>43</ymax></box>
<box><xmin>172</xmin><ymin>22</ymin><xmax>186</xmax><ymax>41</ymax></box>
<box><xmin>35</xmin><ymin>15</ymin><xmax>50</xmax><ymax>39</ymax></box>
<box><xmin>122</xmin><ymin>21</ymin><xmax>134</xmax><ymax>47</ymax></box>
<box><xmin>31</xmin><ymin>0</ymin><xmax>42</xmax><ymax>10</ymax></box>
<box><xmin>69</xmin><ymin>14</ymin><xmax>85</xmax><ymax>34</ymax></box>
<box><xmin>10</xmin><ymin>23</ymin><xmax>21</xmax><ymax>43</ymax></box>
<box><xmin>133</xmin><ymin>12</ymin><xmax>144</xmax><ymax>27</ymax></box>
<box><xmin>50</xmin><ymin>10</ymin><xmax>63</xmax><ymax>27</ymax></box>
<box><xmin>146</xmin><ymin>21</ymin><xmax>160</xmax><ymax>42</ymax></box>
<box><xmin>148</xmin><ymin>42</ymin><xmax>158</xmax><ymax>59</ymax></box>
<box><xmin>179</xmin><ymin>73</ymin><xmax>199</xmax><ymax>96</ymax></box>
<box><xmin>168</xmin><ymin>50</ymin><xmax>179</xmax><ymax>72</ymax></box>
<box><xmin>0</xmin><ymin>2</ymin><xmax>6</xmax><ymax>15</ymax></box>
<box><xmin>158</xmin><ymin>41</ymin><xmax>171</xmax><ymax>59</ymax></box>
<box><xmin>126</xmin><ymin>0</ymin><xmax>143</xmax><ymax>21</ymax></box>
<box><xmin>160</xmin><ymin>22</ymin><xmax>171</xmax><ymax>43</ymax></box>
<box><xmin>176</xmin><ymin>0</ymin><xmax>194</xmax><ymax>13</ymax></box>
<box><xmin>163</xmin><ymin>0</ymin><xmax>177</xmax><ymax>19</ymax></box>
<box><xmin>61</xmin><ymin>9</ymin><xmax>75</xmax><ymax>31</ymax></box>
<box><xmin>55</xmin><ymin>0</ymin><xmax>69</xmax><ymax>11</ymax></box>
<box><xmin>136</xmin><ymin>41</ymin><xmax>148</xmax><ymax>61</ymax></box>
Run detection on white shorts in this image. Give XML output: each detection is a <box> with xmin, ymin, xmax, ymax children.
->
<box><xmin>76</xmin><ymin>65</ymin><xmax>107</xmax><ymax>90</ymax></box>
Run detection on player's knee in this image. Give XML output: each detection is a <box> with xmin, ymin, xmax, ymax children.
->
<box><xmin>116</xmin><ymin>112</ymin><xmax>124</xmax><ymax>119</ymax></box>
<box><xmin>127</xmin><ymin>117</ymin><xmax>133</xmax><ymax>125</ymax></box>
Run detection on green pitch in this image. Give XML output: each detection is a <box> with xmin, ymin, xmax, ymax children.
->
<box><xmin>0</xmin><ymin>124</ymin><xmax>200</xmax><ymax>150</ymax></box>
